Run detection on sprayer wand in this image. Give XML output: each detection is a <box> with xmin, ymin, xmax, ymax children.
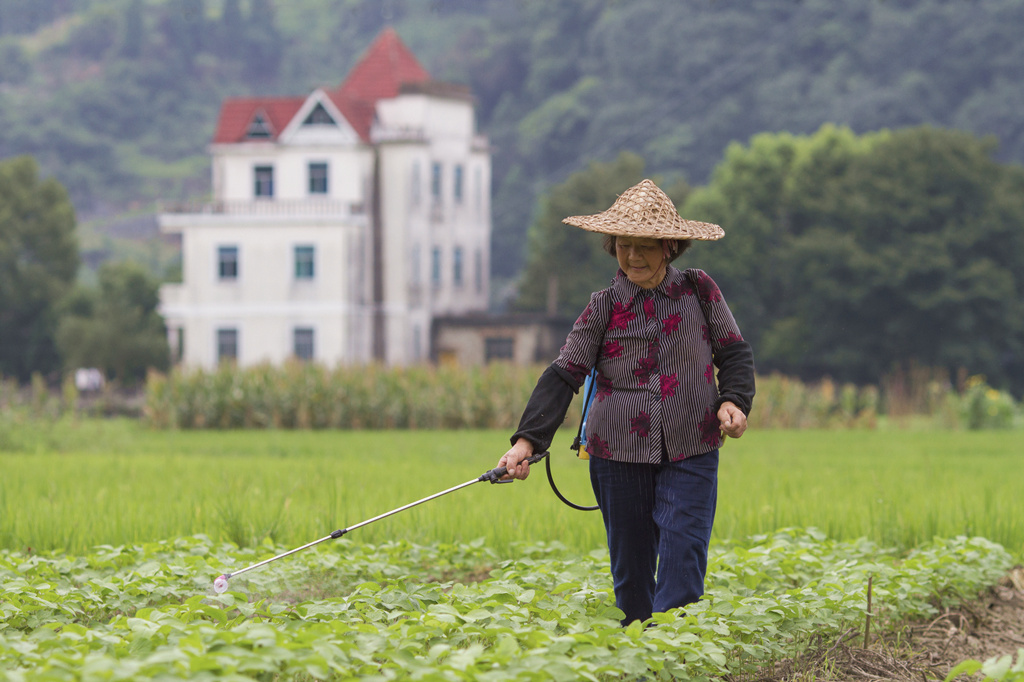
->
<box><xmin>212</xmin><ymin>451</ymin><xmax>550</xmax><ymax>593</ymax></box>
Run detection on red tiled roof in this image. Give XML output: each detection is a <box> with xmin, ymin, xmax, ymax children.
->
<box><xmin>211</xmin><ymin>28</ymin><xmax>431</xmax><ymax>144</ymax></box>
<box><xmin>330</xmin><ymin>28</ymin><xmax>432</xmax><ymax>141</ymax></box>
<box><xmin>337</xmin><ymin>27</ymin><xmax>430</xmax><ymax>104</ymax></box>
<box><xmin>323</xmin><ymin>89</ymin><xmax>378</xmax><ymax>143</ymax></box>
<box><xmin>212</xmin><ymin>96</ymin><xmax>305</xmax><ymax>144</ymax></box>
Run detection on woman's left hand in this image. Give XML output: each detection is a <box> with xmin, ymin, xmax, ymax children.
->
<box><xmin>718</xmin><ymin>401</ymin><xmax>748</xmax><ymax>439</ymax></box>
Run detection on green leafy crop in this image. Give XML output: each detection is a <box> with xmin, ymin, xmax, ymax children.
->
<box><xmin>0</xmin><ymin>530</ymin><xmax>1013</xmax><ymax>680</ymax></box>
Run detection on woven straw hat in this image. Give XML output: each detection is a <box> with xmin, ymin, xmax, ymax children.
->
<box><xmin>562</xmin><ymin>179</ymin><xmax>724</xmax><ymax>241</ymax></box>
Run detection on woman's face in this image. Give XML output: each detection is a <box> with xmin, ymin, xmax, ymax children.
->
<box><xmin>616</xmin><ymin>236</ymin><xmax>667</xmax><ymax>289</ymax></box>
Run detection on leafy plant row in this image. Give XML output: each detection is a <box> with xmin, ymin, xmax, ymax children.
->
<box><xmin>0</xmin><ymin>530</ymin><xmax>1013</xmax><ymax>681</ymax></box>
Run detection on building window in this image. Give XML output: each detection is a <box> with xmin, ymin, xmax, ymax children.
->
<box><xmin>453</xmin><ymin>246</ymin><xmax>463</xmax><ymax>286</ymax></box>
<box><xmin>217</xmin><ymin>328</ymin><xmax>238</xmax><ymax>362</ymax></box>
<box><xmin>454</xmin><ymin>164</ymin><xmax>464</xmax><ymax>204</ymax></box>
<box><xmin>431</xmin><ymin>247</ymin><xmax>442</xmax><ymax>286</ymax></box>
<box><xmin>308</xmin><ymin>162</ymin><xmax>328</xmax><ymax>195</ymax></box>
<box><xmin>485</xmin><ymin>337</ymin><xmax>514</xmax><ymax>363</ymax></box>
<box><xmin>293</xmin><ymin>327</ymin><xmax>314</xmax><ymax>361</ymax></box>
<box><xmin>246</xmin><ymin>113</ymin><xmax>272</xmax><ymax>138</ymax></box>
<box><xmin>254</xmin><ymin>165</ymin><xmax>274</xmax><ymax>197</ymax></box>
<box><xmin>431</xmin><ymin>162</ymin><xmax>442</xmax><ymax>202</ymax></box>
<box><xmin>303</xmin><ymin>102</ymin><xmax>334</xmax><ymax>125</ymax></box>
<box><xmin>475</xmin><ymin>248</ymin><xmax>483</xmax><ymax>293</ymax></box>
<box><xmin>218</xmin><ymin>246</ymin><xmax>238</xmax><ymax>280</ymax></box>
<box><xmin>294</xmin><ymin>245</ymin><xmax>314</xmax><ymax>279</ymax></box>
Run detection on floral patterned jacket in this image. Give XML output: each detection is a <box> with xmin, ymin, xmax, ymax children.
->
<box><xmin>512</xmin><ymin>266</ymin><xmax>755</xmax><ymax>463</ymax></box>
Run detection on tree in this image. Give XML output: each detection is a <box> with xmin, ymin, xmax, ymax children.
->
<box><xmin>213</xmin><ymin>0</ymin><xmax>245</xmax><ymax>59</ymax></box>
<box><xmin>680</xmin><ymin>125</ymin><xmax>876</xmax><ymax>362</ymax></box>
<box><xmin>243</xmin><ymin>0</ymin><xmax>283</xmax><ymax>84</ymax></box>
<box><xmin>0</xmin><ymin>156</ymin><xmax>78</xmax><ymax>382</ymax></box>
<box><xmin>67</xmin><ymin>7</ymin><xmax>120</xmax><ymax>61</ymax></box>
<box><xmin>56</xmin><ymin>261</ymin><xmax>170</xmax><ymax>385</ymax></box>
<box><xmin>0</xmin><ymin>38</ymin><xmax>29</xmax><ymax>84</ymax></box>
<box><xmin>683</xmin><ymin>125</ymin><xmax>1024</xmax><ymax>395</ymax></box>
<box><xmin>120</xmin><ymin>0</ymin><xmax>144</xmax><ymax>59</ymax></box>
<box><xmin>514</xmin><ymin>151</ymin><xmax>689</xmax><ymax>316</ymax></box>
<box><xmin>0</xmin><ymin>0</ymin><xmax>65</xmax><ymax>37</ymax></box>
<box><xmin>820</xmin><ymin>127</ymin><xmax>1024</xmax><ymax>391</ymax></box>
<box><xmin>161</xmin><ymin>0</ymin><xmax>207</xmax><ymax>70</ymax></box>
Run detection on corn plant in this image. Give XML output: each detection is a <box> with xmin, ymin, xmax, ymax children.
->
<box><xmin>144</xmin><ymin>362</ymin><xmax>562</xmax><ymax>431</ymax></box>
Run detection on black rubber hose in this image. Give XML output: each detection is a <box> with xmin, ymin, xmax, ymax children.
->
<box><xmin>545</xmin><ymin>453</ymin><xmax>599</xmax><ymax>511</ymax></box>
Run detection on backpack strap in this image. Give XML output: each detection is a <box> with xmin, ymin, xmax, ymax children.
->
<box><xmin>570</xmin><ymin>368</ymin><xmax>598</xmax><ymax>457</ymax></box>
<box><xmin>684</xmin><ymin>268</ymin><xmax>713</xmax><ymax>341</ymax></box>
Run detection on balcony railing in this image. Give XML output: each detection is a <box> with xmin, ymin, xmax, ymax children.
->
<box><xmin>160</xmin><ymin>199</ymin><xmax>366</xmax><ymax>217</ymax></box>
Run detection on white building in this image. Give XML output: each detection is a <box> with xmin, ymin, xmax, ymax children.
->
<box><xmin>159</xmin><ymin>29</ymin><xmax>491</xmax><ymax>368</ymax></box>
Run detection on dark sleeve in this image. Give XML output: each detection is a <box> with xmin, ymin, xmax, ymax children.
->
<box><xmin>714</xmin><ymin>339</ymin><xmax>755</xmax><ymax>416</ymax></box>
<box><xmin>509</xmin><ymin>363</ymin><xmax>579</xmax><ymax>452</ymax></box>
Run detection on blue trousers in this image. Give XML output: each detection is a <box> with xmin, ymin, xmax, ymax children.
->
<box><xmin>589</xmin><ymin>450</ymin><xmax>719</xmax><ymax>625</ymax></box>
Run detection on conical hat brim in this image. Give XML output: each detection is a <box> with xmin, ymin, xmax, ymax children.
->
<box><xmin>562</xmin><ymin>179</ymin><xmax>724</xmax><ymax>241</ymax></box>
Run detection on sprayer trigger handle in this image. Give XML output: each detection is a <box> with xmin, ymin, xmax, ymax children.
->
<box><xmin>480</xmin><ymin>451</ymin><xmax>550</xmax><ymax>483</ymax></box>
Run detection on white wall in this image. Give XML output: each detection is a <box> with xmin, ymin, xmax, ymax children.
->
<box><xmin>160</xmin><ymin>215</ymin><xmax>371</xmax><ymax>368</ymax></box>
<box><xmin>376</xmin><ymin>94</ymin><xmax>475</xmax><ymax>142</ymax></box>
<box><xmin>212</xmin><ymin>144</ymin><xmax>373</xmax><ymax>204</ymax></box>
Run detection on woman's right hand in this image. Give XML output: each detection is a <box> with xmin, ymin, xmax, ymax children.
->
<box><xmin>498</xmin><ymin>438</ymin><xmax>535</xmax><ymax>480</ymax></box>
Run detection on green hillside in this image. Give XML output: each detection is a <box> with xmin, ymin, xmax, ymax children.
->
<box><xmin>1</xmin><ymin>0</ymin><xmax>1023</xmax><ymax>280</ymax></box>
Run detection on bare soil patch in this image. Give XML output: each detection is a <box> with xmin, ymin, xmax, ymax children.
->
<box><xmin>756</xmin><ymin>567</ymin><xmax>1024</xmax><ymax>681</ymax></box>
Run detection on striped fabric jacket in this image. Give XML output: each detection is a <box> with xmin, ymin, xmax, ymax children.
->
<box><xmin>512</xmin><ymin>266</ymin><xmax>755</xmax><ymax>463</ymax></box>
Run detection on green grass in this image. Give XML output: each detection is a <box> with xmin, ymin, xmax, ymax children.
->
<box><xmin>1</xmin><ymin>418</ymin><xmax>1021</xmax><ymax>558</ymax></box>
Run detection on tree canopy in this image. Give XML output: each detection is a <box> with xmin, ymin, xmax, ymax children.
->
<box><xmin>469</xmin><ymin>0</ymin><xmax>1024</xmax><ymax>276</ymax></box>
<box><xmin>56</xmin><ymin>261</ymin><xmax>170</xmax><ymax>385</ymax></box>
<box><xmin>0</xmin><ymin>156</ymin><xmax>78</xmax><ymax>381</ymax></box>
<box><xmin>682</xmin><ymin>125</ymin><xmax>1024</xmax><ymax>394</ymax></box>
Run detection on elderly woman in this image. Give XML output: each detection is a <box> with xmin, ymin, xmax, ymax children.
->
<box><xmin>498</xmin><ymin>179</ymin><xmax>755</xmax><ymax>625</ymax></box>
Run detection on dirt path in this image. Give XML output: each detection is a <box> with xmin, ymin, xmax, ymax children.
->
<box><xmin>757</xmin><ymin>567</ymin><xmax>1024</xmax><ymax>681</ymax></box>
<box><xmin>903</xmin><ymin>566</ymin><xmax>1024</xmax><ymax>678</ymax></box>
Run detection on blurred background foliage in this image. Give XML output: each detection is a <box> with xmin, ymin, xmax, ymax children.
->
<box><xmin>1</xmin><ymin>0</ymin><xmax>1024</xmax><ymax>397</ymax></box>
<box><xmin>684</xmin><ymin>125</ymin><xmax>1024</xmax><ymax>392</ymax></box>
<box><xmin>2</xmin><ymin>0</ymin><xmax>1023</xmax><ymax>272</ymax></box>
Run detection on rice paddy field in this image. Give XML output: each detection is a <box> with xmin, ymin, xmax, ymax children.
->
<box><xmin>3</xmin><ymin>418</ymin><xmax>1024</xmax><ymax>680</ymax></box>
<box><xmin>1</xmin><ymin>418</ymin><xmax>1021</xmax><ymax>559</ymax></box>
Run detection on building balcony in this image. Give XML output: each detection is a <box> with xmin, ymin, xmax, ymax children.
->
<box><xmin>371</xmin><ymin>125</ymin><xmax>428</xmax><ymax>144</ymax></box>
<box><xmin>161</xmin><ymin>199</ymin><xmax>365</xmax><ymax>217</ymax></box>
<box><xmin>159</xmin><ymin>199</ymin><xmax>369</xmax><ymax>230</ymax></box>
